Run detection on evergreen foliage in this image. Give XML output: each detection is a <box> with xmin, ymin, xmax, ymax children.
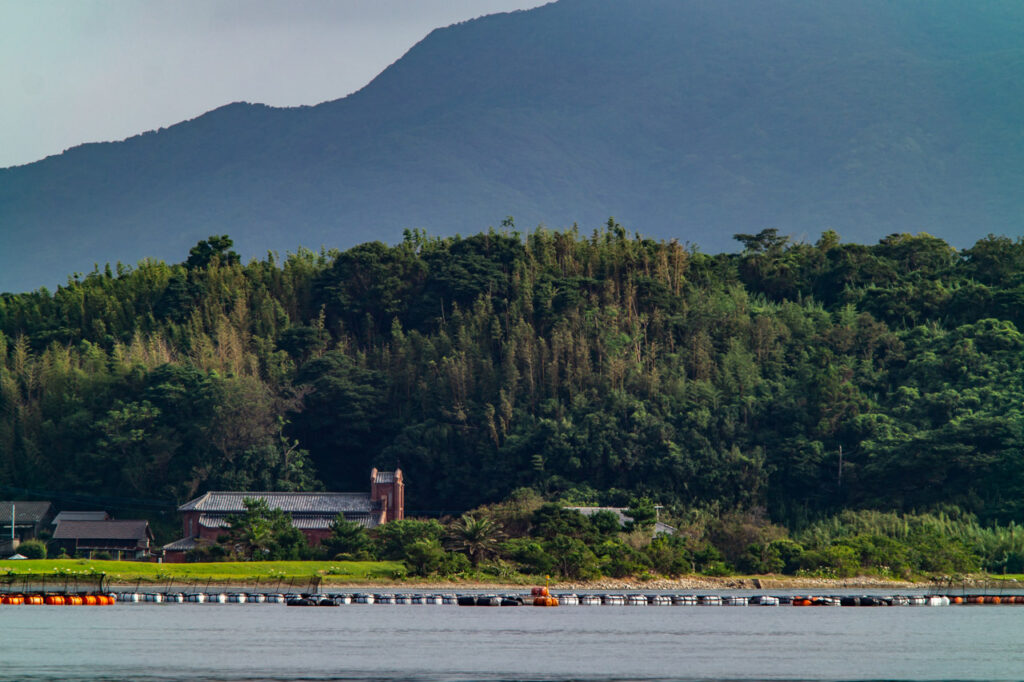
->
<box><xmin>3</xmin><ymin>226</ymin><xmax>1024</xmax><ymax>555</ymax></box>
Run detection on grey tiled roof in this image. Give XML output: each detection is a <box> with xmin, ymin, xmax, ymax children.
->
<box><xmin>198</xmin><ymin>512</ymin><xmax>379</xmax><ymax>530</ymax></box>
<box><xmin>53</xmin><ymin>520</ymin><xmax>152</xmax><ymax>541</ymax></box>
<box><xmin>179</xmin><ymin>492</ymin><xmax>376</xmax><ymax>514</ymax></box>
<box><xmin>330</xmin><ymin>514</ymin><xmax>380</xmax><ymax>529</ymax></box>
<box><xmin>162</xmin><ymin>536</ymin><xmax>199</xmax><ymax>551</ymax></box>
<box><xmin>53</xmin><ymin>511</ymin><xmax>110</xmax><ymax>524</ymax></box>
<box><xmin>0</xmin><ymin>501</ymin><xmax>54</xmax><ymax>524</ymax></box>
<box><xmin>565</xmin><ymin>506</ymin><xmax>677</xmax><ymax>536</ymax></box>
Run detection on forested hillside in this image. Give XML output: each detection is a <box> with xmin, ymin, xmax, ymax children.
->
<box><xmin>2</xmin><ymin>226</ymin><xmax>1024</xmax><ymax>531</ymax></box>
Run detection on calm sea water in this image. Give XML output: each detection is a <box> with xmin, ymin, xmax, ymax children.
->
<box><xmin>1</xmin><ymin>599</ymin><xmax>1022</xmax><ymax>681</ymax></box>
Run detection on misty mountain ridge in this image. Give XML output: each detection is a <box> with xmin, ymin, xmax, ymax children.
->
<box><xmin>3</xmin><ymin>0</ymin><xmax>1024</xmax><ymax>292</ymax></box>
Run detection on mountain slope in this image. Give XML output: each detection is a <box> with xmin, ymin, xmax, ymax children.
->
<box><xmin>4</xmin><ymin>0</ymin><xmax>1024</xmax><ymax>292</ymax></box>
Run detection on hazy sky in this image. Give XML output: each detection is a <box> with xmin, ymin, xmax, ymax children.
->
<box><xmin>1</xmin><ymin>0</ymin><xmax>549</xmax><ymax>168</ymax></box>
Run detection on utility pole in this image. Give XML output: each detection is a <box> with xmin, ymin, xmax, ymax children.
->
<box><xmin>10</xmin><ymin>502</ymin><xmax>14</xmax><ymax>542</ymax></box>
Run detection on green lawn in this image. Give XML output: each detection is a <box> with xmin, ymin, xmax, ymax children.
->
<box><xmin>0</xmin><ymin>559</ymin><xmax>406</xmax><ymax>585</ymax></box>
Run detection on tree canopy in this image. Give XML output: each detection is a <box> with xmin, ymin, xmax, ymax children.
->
<box><xmin>3</xmin><ymin>227</ymin><xmax>1024</xmax><ymax>535</ymax></box>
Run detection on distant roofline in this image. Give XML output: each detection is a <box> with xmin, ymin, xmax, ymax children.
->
<box><xmin>178</xmin><ymin>491</ymin><xmax>375</xmax><ymax>512</ymax></box>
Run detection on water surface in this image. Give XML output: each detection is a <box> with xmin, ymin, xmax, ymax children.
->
<box><xmin>0</xmin><ymin>602</ymin><xmax>1020</xmax><ymax>681</ymax></box>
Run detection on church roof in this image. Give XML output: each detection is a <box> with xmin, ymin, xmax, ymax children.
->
<box><xmin>178</xmin><ymin>492</ymin><xmax>377</xmax><ymax>515</ymax></box>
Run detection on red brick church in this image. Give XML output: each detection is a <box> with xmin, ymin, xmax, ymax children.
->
<box><xmin>162</xmin><ymin>468</ymin><xmax>403</xmax><ymax>562</ymax></box>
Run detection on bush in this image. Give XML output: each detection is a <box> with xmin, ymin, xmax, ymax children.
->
<box><xmin>404</xmin><ymin>538</ymin><xmax>445</xmax><ymax>576</ymax></box>
<box><xmin>702</xmin><ymin>561</ymin><xmax>732</xmax><ymax>576</ymax></box>
<box><xmin>93</xmin><ymin>551</ymin><xmax>113</xmax><ymax>561</ymax></box>
<box><xmin>643</xmin><ymin>535</ymin><xmax>691</xmax><ymax>576</ymax></box>
<box><xmin>544</xmin><ymin>535</ymin><xmax>600</xmax><ymax>580</ymax></box>
<box><xmin>531</xmin><ymin>505</ymin><xmax>593</xmax><ymax>541</ymax></box>
<box><xmin>740</xmin><ymin>538</ymin><xmax>806</xmax><ymax>574</ymax></box>
<box><xmin>597</xmin><ymin>539</ymin><xmax>647</xmax><ymax>578</ymax></box>
<box><xmin>692</xmin><ymin>544</ymin><xmax>725</xmax><ymax>572</ymax></box>
<box><xmin>374</xmin><ymin>519</ymin><xmax>445</xmax><ymax>561</ymax></box>
<box><xmin>323</xmin><ymin>516</ymin><xmax>375</xmax><ymax>559</ymax></box>
<box><xmin>18</xmin><ymin>540</ymin><xmax>46</xmax><ymax>559</ymax></box>
<box><xmin>799</xmin><ymin>545</ymin><xmax>859</xmax><ymax>577</ymax></box>
<box><xmin>590</xmin><ymin>510</ymin><xmax>623</xmax><ymax>537</ymax></box>
<box><xmin>501</xmin><ymin>538</ymin><xmax>555</xmax><ymax>575</ymax></box>
<box><xmin>185</xmin><ymin>544</ymin><xmax>230</xmax><ymax>562</ymax></box>
<box><xmin>438</xmin><ymin>551</ymin><xmax>472</xmax><ymax>577</ymax></box>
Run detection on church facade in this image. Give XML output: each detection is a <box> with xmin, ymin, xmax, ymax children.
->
<box><xmin>162</xmin><ymin>468</ymin><xmax>404</xmax><ymax>562</ymax></box>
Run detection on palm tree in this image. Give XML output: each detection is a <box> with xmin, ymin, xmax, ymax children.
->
<box><xmin>447</xmin><ymin>514</ymin><xmax>503</xmax><ymax>566</ymax></box>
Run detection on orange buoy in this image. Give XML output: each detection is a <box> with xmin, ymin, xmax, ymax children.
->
<box><xmin>25</xmin><ymin>595</ymin><xmax>44</xmax><ymax>605</ymax></box>
<box><xmin>952</xmin><ymin>596</ymin><xmax>963</xmax><ymax>604</ymax></box>
<box><xmin>83</xmin><ymin>595</ymin><xmax>98</xmax><ymax>606</ymax></box>
<box><xmin>66</xmin><ymin>595</ymin><xmax>83</xmax><ymax>606</ymax></box>
<box><xmin>45</xmin><ymin>595</ymin><xmax>65</xmax><ymax>606</ymax></box>
<box><xmin>106</xmin><ymin>593</ymin><xmax>117</xmax><ymax>604</ymax></box>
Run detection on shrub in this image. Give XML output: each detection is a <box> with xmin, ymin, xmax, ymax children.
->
<box><xmin>799</xmin><ymin>545</ymin><xmax>859</xmax><ymax>577</ymax></box>
<box><xmin>702</xmin><ymin>561</ymin><xmax>732</xmax><ymax>577</ymax></box>
<box><xmin>590</xmin><ymin>510</ymin><xmax>623</xmax><ymax>537</ymax></box>
<box><xmin>186</xmin><ymin>543</ymin><xmax>230</xmax><ymax>562</ymax></box>
<box><xmin>404</xmin><ymin>538</ymin><xmax>445</xmax><ymax>576</ymax></box>
<box><xmin>323</xmin><ymin>515</ymin><xmax>375</xmax><ymax>559</ymax></box>
<box><xmin>692</xmin><ymin>544</ymin><xmax>725</xmax><ymax>572</ymax></box>
<box><xmin>438</xmin><ymin>551</ymin><xmax>472</xmax><ymax>577</ymax></box>
<box><xmin>501</xmin><ymin>538</ymin><xmax>555</xmax><ymax>575</ymax></box>
<box><xmin>18</xmin><ymin>540</ymin><xmax>46</xmax><ymax>559</ymax></box>
<box><xmin>643</xmin><ymin>535</ymin><xmax>692</xmax><ymax>576</ymax></box>
<box><xmin>597</xmin><ymin>539</ymin><xmax>647</xmax><ymax>578</ymax></box>
<box><xmin>544</xmin><ymin>535</ymin><xmax>600</xmax><ymax>580</ymax></box>
<box><xmin>374</xmin><ymin>519</ymin><xmax>445</xmax><ymax>561</ymax></box>
<box><xmin>531</xmin><ymin>505</ymin><xmax>593</xmax><ymax>541</ymax></box>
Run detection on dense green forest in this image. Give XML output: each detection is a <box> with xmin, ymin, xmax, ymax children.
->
<box><xmin>3</xmin><ymin>225</ymin><xmax>1024</xmax><ymax>544</ymax></box>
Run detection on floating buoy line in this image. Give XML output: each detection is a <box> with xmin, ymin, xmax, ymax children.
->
<box><xmin>1</xmin><ymin>590</ymin><xmax>1020</xmax><ymax>607</ymax></box>
<box><xmin>1</xmin><ymin>573</ymin><xmax>1019</xmax><ymax>607</ymax></box>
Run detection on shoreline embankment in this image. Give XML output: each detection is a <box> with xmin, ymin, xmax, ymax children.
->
<box><xmin>102</xmin><ymin>574</ymin><xmax>1017</xmax><ymax>592</ymax></box>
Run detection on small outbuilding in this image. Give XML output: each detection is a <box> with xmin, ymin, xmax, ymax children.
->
<box><xmin>565</xmin><ymin>506</ymin><xmax>677</xmax><ymax>536</ymax></box>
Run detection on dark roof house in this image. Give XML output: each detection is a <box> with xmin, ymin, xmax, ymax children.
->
<box><xmin>0</xmin><ymin>501</ymin><xmax>56</xmax><ymax>553</ymax></box>
<box><xmin>52</xmin><ymin>520</ymin><xmax>153</xmax><ymax>560</ymax></box>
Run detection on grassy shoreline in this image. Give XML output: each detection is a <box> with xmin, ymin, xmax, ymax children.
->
<box><xmin>2</xmin><ymin>559</ymin><xmax>1017</xmax><ymax>591</ymax></box>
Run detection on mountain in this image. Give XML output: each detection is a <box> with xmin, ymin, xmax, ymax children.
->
<box><xmin>4</xmin><ymin>0</ymin><xmax>1024</xmax><ymax>292</ymax></box>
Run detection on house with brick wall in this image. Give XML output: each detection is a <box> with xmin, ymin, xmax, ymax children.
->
<box><xmin>162</xmin><ymin>468</ymin><xmax>403</xmax><ymax>562</ymax></box>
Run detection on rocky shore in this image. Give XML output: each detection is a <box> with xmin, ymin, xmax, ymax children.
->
<box><xmin>320</xmin><ymin>574</ymin><xmax>1011</xmax><ymax>591</ymax></box>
